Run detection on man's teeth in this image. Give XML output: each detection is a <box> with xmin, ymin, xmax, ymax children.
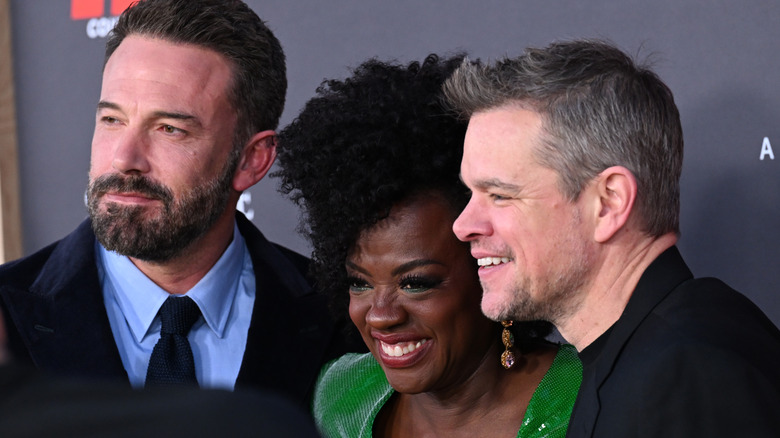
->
<box><xmin>381</xmin><ymin>339</ymin><xmax>428</xmax><ymax>357</ymax></box>
<box><xmin>477</xmin><ymin>257</ymin><xmax>511</xmax><ymax>267</ymax></box>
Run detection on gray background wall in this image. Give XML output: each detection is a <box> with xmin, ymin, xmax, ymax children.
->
<box><xmin>9</xmin><ymin>1</ymin><xmax>780</xmax><ymax>326</ymax></box>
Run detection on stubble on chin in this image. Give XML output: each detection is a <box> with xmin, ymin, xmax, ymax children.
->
<box><xmin>487</xmin><ymin>207</ymin><xmax>592</xmax><ymax>325</ymax></box>
<box><xmin>479</xmin><ymin>283</ymin><xmax>515</xmax><ymax>322</ymax></box>
<box><xmin>481</xmin><ymin>256</ymin><xmax>590</xmax><ymax>326</ymax></box>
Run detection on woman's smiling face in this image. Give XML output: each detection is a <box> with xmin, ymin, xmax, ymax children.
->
<box><xmin>347</xmin><ymin>192</ymin><xmax>497</xmax><ymax>394</ymax></box>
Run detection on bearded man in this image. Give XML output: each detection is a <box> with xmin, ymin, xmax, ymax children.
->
<box><xmin>0</xmin><ymin>0</ymin><xmax>359</xmax><ymax>407</ymax></box>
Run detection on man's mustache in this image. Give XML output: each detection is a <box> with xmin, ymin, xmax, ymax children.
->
<box><xmin>89</xmin><ymin>174</ymin><xmax>173</xmax><ymax>204</ymax></box>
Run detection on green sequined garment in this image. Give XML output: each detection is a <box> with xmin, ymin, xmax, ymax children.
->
<box><xmin>313</xmin><ymin>344</ymin><xmax>583</xmax><ymax>438</ymax></box>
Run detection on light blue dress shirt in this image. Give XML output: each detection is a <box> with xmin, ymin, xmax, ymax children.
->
<box><xmin>97</xmin><ymin>221</ymin><xmax>256</xmax><ymax>390</ymax></box>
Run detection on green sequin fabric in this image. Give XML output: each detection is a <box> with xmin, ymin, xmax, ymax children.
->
<box><xmin>313</xmin><ymin>344</ymin><xmax>583</xmax><ymax>438</ymax></box>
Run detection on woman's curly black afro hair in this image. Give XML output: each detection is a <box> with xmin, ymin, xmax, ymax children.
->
<box><xmin>275</xmin><ymin>54</ymin><xmax>552</xmax><ymax>342</ymax></box>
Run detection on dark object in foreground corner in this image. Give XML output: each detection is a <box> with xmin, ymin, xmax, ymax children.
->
<box><xmin>0</xmin><ymin>363</ymin><xmax>321</xmax><ymax>438</ymax></box>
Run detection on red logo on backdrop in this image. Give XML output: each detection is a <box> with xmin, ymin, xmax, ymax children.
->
<box><xmin>70</xmin><ymin>0</ymin><xmax>135</xmax><ymax>38</ymax></box>
<box><xmin>70</xmin><ymin>0</ymin><xmax>104</xmax><ymax>19</ymax></box>
<box><xmin>71</xmin><ymin>0</ymin><xmax>134</xmax><ymax>19</ymax></box>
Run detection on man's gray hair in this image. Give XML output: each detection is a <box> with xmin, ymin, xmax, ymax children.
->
<box><xmin>444</xmin><ymin>39</ymin><xmax>683</xmax><ymax>236</ymax></box>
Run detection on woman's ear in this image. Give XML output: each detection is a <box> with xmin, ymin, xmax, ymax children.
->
<box><xmin>232</xmin><ymin>130</ymin><xmax>278</xmax><ymax>192</ymax></box>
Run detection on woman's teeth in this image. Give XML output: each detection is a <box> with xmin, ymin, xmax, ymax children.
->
<box><xmin>381</xmin><ymin>339</ymin><xmax>428</xmax><ymax>357</ymax></box>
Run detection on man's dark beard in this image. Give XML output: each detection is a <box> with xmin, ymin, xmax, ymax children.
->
<box><xmin>87</xmin><ymin>153</ymin><xmax>238</xmax><ymax>262</ymax></box>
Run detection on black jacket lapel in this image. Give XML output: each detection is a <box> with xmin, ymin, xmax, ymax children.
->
<box><xmin>234</xmin><ymin>213</ymin><xmax>337</xmax><ymax>404</ymax></box>
<box><xmin>0</xmin><ymin>219</ymin><xmax>127</xmax><ymax>381</ymax></box>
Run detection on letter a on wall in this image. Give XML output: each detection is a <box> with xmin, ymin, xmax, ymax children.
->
<box><xmin>760</xmin><ymin>137</ymin><xmax>775</xmax><ymax>160</ymax></box>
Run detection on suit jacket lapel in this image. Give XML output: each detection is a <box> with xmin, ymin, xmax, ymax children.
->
<box><xmin>1</xmin><ymin>219</ymin><xmax>127</xmax><ymax>381</ymax></box>
<box><xmin>234</xmin><ymin>214</ymin><xmax>335</xmax><ymax>404</ymax></box>
<box><xmin>595</xmin><ymin>247</ymin><xmax>692</xmax><ymax>382</ymax></box>
<box><xmin>583</xmin><ymin>246</ymin><xmax>693</xmax><ymax>437</ymax></box>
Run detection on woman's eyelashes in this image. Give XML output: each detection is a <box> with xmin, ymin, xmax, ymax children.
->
<box><xmin>346</xmin><ymin>273</ymin><xmax>443</xmax><ymax>294</ymax></box>
<box><xmin>347</xmin><ymin>276</ymin><xmax>372</xmax><ymax>293</ymax></box>
<box><xmin>399</xmin><ymin>274</ymin><xmax>442</xmax><ymax>293</ymax></box>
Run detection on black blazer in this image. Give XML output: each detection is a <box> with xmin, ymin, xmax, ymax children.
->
<box><xmin>566</xmin><ymin>246</ymin><xmax>780</xmax><ymax>437</ymax></box>
<box><xmin>0</xmin><ymin>212</ymin><xmax>359</xmax><ymax>406</ymax></box>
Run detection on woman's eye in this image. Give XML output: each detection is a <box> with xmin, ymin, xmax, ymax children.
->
<box><xmin>347</xmin><ymin>277</ymin><xmax>372</xmax><ymax>293</ymax></box>
<box><xmin>401</xmin><ymin>284</ymin><xmax>430</xmax><ymax>293</ymax></box>
<box><xmin>400</xmin><ymin>276</ymin><xmax>441</xmax><ymax>294</ymax></box>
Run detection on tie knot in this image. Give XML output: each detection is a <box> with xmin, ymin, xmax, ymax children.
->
<box><xmin>158</xmin><ymin>296</ymin><xmax>201</xmax><ymax>335</ymax></box>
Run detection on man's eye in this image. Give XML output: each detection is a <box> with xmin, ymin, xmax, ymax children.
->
<box><xmin>162</xmin><ymin>125</ymin><xmax>182</xmax><ymax>134</ymax></box>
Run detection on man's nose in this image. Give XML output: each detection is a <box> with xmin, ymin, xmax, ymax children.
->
<box><xmin>453</xmin><ymin>196</ymin><xmax>491</xmax><ymax>242</ymax></box>
<box><xmin>111</xmin><ymin>129</ymin><xmax>151</xmax><ymax>175</ymax></box>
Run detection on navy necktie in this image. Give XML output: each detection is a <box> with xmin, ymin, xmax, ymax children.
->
<box><xmin>145</xmin><ymin>296</ymin><xmax>201</xmax><ymax>388</ymax></box>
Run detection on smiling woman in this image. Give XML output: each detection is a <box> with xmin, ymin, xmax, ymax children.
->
<box><xmin>345</xmin><ymin>193</ymin><xmax>491</xmax><ymax>395</ymax></box>
<box><xmin>275</xmin><ymin>54</ymin><xmax>582</xmax><ymax>438</ymax></box>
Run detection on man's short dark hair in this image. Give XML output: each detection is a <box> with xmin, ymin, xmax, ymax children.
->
<box><xmin>106</xmin><ymin>0</ymin><xmax>287</xmax><ymax>150</ymax></box>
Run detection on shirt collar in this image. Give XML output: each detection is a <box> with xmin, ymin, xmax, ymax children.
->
<box><xmin>98</xmin><ymin>220</ymin><xmax>247</xmax><ymax>342</ymax></box>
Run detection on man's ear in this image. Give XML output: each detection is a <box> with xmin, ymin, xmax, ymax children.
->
<box><xmin>232</xmin><ymin>130</ymin><xmax>277</xmax><ymax>192</ymax></box>
<box><xmin>592</xmin><ymin>166</ymin><xmax>637</xmax><ymax>243</ymax></box>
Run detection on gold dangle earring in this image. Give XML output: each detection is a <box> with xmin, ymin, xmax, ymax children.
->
<box><xmin>500</xmin><ymin>320</ymin><xmax>515</xmax><ymax>369</ymax></box>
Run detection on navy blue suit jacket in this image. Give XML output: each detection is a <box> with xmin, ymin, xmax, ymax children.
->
<box><xmin>566</xmin><ymin>247</ymin><xmax>780</xmax><ymax>437</ymax></box>
<box><xmin>0</xmin><ymin>212</ymin><xmax>359</xmax><ymax>406</ymax></box>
